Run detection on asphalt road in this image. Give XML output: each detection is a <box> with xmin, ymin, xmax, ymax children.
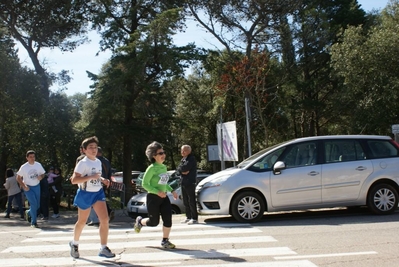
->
<box><xmin>1</xmin><ymin>207</ymin><xmax>399</xmax><ymax>267</ymax></box>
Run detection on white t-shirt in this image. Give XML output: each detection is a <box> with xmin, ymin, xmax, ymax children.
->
<box><xmin>17</xmin><ymin>162</ymin><xmax>46</xmax><ymax>186</ymax></box>
<box><xmin>74</xmin><ymin>156</ymin><xmax>102</xmax><ymax>192</ymax></box>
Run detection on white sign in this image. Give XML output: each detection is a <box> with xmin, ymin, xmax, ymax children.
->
<box><xmin>216</xmin><ymin>121</ymin><xmax>238</xmax><ymax>161</ymax></box>
<box><xmin>392</xmin><ymin>124</ymin><xmax>399</xmax><ymax>134</ymax></box>
<box><xmin>207</xmin><ymin>144</ymin><xmax>219</xmax><ymax>162</ymax></box>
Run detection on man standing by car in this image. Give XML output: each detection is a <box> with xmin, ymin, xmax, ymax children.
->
<box><xmin>177</xmin><ymin>145</ymin><xmax>198</xmax><ymax>224</ymax></box>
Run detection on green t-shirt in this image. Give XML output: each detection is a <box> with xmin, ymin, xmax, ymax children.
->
<box><xmin>142</xmin><ymin>162</ymin><xmax>173</xmax><ymax>195</ymax></box>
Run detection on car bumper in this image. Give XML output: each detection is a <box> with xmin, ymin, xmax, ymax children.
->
<box><xmin>196</xmin><ymin>187</ymin><xmax>231</xmax><ymax>215</ymax></box>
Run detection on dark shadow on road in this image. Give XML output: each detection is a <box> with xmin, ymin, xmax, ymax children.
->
<box><xmin>145</xmin><ymin>246</ymin><xmax>246</xmax><ymax>263</ymax></box>
<box><xmin>202</xmin><ymin>207</ymin><xmax>399</xmax><ymax>227</ymax></box>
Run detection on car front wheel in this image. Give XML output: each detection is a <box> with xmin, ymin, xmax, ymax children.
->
<box><xmin>231</xmin><ymin>191</ymin><xmax>265</xmax><ymax>223</ymax></box>
<box><xmin>367</xmin><ymin>183</ymin><xmax>398</xmax><ymax>215</ymax></box>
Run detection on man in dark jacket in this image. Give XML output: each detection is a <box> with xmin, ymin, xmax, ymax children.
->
<box><xmin>177</xmin><ymin>145</ymin><xmax>198</xmax><ymax>224</ymax></box>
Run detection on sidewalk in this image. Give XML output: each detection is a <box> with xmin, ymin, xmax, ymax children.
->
<box><xmin>0</xmin><ymin>209</ymin><xmax>136</xmax><ymax>229</ymax></box>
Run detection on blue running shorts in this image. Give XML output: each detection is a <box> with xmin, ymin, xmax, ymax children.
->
<box><xmin>73</xmin><ymin>188</ymin><xmax>106</xmax><ymax>210</ymax></box>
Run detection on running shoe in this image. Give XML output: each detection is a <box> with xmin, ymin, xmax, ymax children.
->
<box><xmin>180</xmin><ymin>218</ymin><xmax>190</xmax><ymax>223</ymax></box>
<box><xmin>134</xmin><ymin>216</ymin><xmax>142</xmax><ymax>233</ymax></box>
<box><xmin>161</xmin><ymin>239</ymin><xmax>176</xmax><ymax>249</ymax></box>
<box><xmin>187</xmin><ymin>219</ymin><xmax>198</xmax><ymax>225</ymax></box>
<box><xmin>51</xmin><ymin>214</ymin><xmax>60</xmax><ymax>218</ymax></box>
<box><xmin>69</xmin><ymin>241</ymin><xmax>79</xmax><ymax>258</ymax></box>
<box><xmin>25</xmin><ymin>210</ymin><xmax>31</xmax><ymax>223</ymax></box>
<box><xmin>98</xmin><ymin>246</ymin><xmax>116</xmax><ymax>258</ymax></box>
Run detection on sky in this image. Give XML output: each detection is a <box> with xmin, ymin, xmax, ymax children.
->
<box><xmin>16</xmin><ymin>0</ymin><xmax>390</xmax><ymax>96</ymax></box>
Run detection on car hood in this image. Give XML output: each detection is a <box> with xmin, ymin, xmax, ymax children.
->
<box><xmin>130</xmin><ymin>192</ymin><xmax>147</xmax><ymax>202</ymax></box>
<box><xmin>197</xmin><ymin>167</ymin><xmax>240</xmax><ymax>186</ymax></box>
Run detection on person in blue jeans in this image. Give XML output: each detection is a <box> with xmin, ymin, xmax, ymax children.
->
<box><xmin>16</xmin><ymin>150</ymin><xmax>45</xmax><ymax>228</ymax></box>
<box><xmin>4</xmin><ymin>168</ymin><xmax>25</xmax><ymax>219</ymax></box>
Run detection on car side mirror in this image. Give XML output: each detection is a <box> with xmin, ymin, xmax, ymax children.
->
<box><xmin>273</xmin><ymin>161</ymin><xmax>286</xmax><ymax>175</ymax></box>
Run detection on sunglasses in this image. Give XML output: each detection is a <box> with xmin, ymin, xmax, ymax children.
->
<box><xmin>156</xmin><ymin>151</ymin><xmax>166</xmax><ymax>156</ymax></box>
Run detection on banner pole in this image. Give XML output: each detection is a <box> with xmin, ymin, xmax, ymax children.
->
<box><xmin>220</xmin><ymin>106</ymin><xmax>225</xmax><ymax>170</ymax></box>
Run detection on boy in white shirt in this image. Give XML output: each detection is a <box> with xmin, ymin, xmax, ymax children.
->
<box><xmin>68</xmin><ymin>136</ymin><xmax>115</xmax><ymax>259</ymax></box>
<box><xmin>16</xmin><ymin>150</ymin><xmax>45</xmax><ymax>228</ymax></box>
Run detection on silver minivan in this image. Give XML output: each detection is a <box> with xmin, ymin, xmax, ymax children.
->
<box><xmin>196</xmin><ymin>135</ymin><xmax>399</xmax><ymax>222</ymax></box>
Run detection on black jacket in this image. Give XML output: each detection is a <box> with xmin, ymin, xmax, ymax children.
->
<box><xmin>177</xmin><ymin>153</ymin><xmax>197</xmax><ymax>185</ymax></box>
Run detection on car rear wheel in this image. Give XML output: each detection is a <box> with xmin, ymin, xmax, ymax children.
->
<box><xmin>367</xmin><ymin>183</ymin><xmax>398</xmax><ymax>215</ymax></box>
<box><xmin>231</xmin><ymin>191</ymin><xmax>265</xmax><ymax>223</ymax></box>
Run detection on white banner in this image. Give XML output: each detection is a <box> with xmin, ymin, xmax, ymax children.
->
<box><xmin>217</xmin><ymin>121</ymin><xmax>238</xmax><ymax>161</ymax></box>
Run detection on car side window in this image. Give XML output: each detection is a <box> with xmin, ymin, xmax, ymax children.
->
<box><xmin>367</xmin><ymin>140</ymin><xmax>399</xmax><ymax>158</ymax></box>
<box><xmin>281</xmin><ymin>142</ymin><xmax>318</xmax><ymax>168</ymax></box>
<box><xmin>324</xmin><ymin>140</ymin><xmax>365</xmax><ymax>163</ymax></box>
<box><xmin>249</xmin><ymin>147</ymin><xmax>285</xmax><ymax>172</ymax></box>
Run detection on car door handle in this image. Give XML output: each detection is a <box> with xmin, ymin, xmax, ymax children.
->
<box><xmin>308</xmin><ymin>171</ymin><xmax>319</xmax><ymax>176</ymax></box>
<box><xmin>356</xmin><ymin>166</ymin><xmax>367</xmax><ymax>171</ymax></box>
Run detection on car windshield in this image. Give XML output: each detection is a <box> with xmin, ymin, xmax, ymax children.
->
<box><xmin>237</xmin><ymin>141</ymin><xmax>290</xmax><ymax>168</ymax></box>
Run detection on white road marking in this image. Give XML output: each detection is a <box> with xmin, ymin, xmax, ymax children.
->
<box><xmin>1</xmin><ymin>247</ymin><xmax>297</xmax><ymax>266</ymax></box>
<box><xmin>2</xmin><ymin>236</ymin><xmax>276</xmax><ymax>253</ymax></box>
<box><xmin>274</xmin><ymin>251</ymin><xmax>378</xmax><ymax>260</ymax></box>
<box><xmin>0</xmin><ymin>220</ymin><xmax>379</xmax><ymax>267</ymax></box>
<box><xmin>35</xmin><ymin>223</ymin><xmax>253</xmax><ymax>235</ymax></box>
<box><xmin>176</xmin><ymin>261</ymin><xmax>318</xmax><ymax>267</ymax></box>
<box><xmin>22</xmin><ymin>227</ymin><xmax>263</xmax><ymax>242</ymax></box>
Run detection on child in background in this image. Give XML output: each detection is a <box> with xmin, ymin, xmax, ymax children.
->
<box><xmin>47</xmin><ymin>167</ymin><xmax>58</xmax><ymax>193</ymax></box>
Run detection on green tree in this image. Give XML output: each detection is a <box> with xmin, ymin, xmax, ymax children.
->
<box><xmin>0</xmin><ymin>24</ymin><xmax>44</xmax><ymax>181</ymax></box>
<box><xmin>168</xmin><ymin>74</ymin><xmax>217</xmax><ymax>170</ymax></box>
<box><xmin>0</xmin><ymin>0</ymin><xmax>90</xmax><ymax>98</ymax></box>
<box><xmin>331</xmin><ymin>0</ymin><xmax>399</xmax><ymax>134</ymax></box>
<box><xmin>87</xmin><ymin>1</ymin><xmax>202</xmax><ymax>198</ymax></box>
<box><xmin>277</xmin><ymin>0</ymin><xmax>367</xmax><ymax>137</ymax></box>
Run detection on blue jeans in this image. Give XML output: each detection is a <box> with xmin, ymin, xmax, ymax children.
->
<box><xmin>24</xmin><ymin>184</ymin><xmax>41</xmax><ymax>225</ymax></box>
<box><xmin>6</xmin><ymin>192</ymin><xmax>24</xmax><ymax>217</ymax></box>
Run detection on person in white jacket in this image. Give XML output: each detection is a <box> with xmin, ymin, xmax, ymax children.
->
<box><xmin>3</xmin><ymin>168</ymin><xmax>24</xmax><ymax>219</ymax></box>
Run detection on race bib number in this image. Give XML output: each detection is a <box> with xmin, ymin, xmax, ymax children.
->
<box><xmin>158</xmin><ymin>173</ymin><xmax>170</xmax><ymax>185</ymax></box>
<box><xmin>90</xmin><ymin>178</ymin><xmax>101</xmax><ymax>185</ymax></box>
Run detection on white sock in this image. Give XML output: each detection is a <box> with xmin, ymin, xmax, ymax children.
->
<box><xmin>73</xmin><ymin>240</ymin><xmax>79</xmax><ymax>246</ymax></box>
<box><xmin>101</xmin><ymin>244</ymin><xmax>107</xmax><ymax>250</ymax></box>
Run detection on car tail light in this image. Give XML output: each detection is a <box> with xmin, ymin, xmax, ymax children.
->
<box><xmin>389</xmin><ymin>139</ymin><xmax>399</xmax><ymax>152</ymax></box>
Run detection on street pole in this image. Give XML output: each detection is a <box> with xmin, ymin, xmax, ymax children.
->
<box><xmin>245</xmin><ymin>97</ymin><xmax>252</xmax><ymax>157</ymax></box>
<box><xmin>220</xmin><ymin>106</ymin><xmax>225</xmax><ymax>170</ymax></box>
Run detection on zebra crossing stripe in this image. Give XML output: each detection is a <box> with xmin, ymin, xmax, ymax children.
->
<box><xmin>22</xmin><ymin>227</ymin><xmax>263</xmax><ymax>242</ymax></box>
<box><xmin>274</xmin><ymin>251</ymin><xmax>378</xmax><ymax>260</ymax></box>
<box><xmin>1</xmin><ymin>247</ymin><xmax>297</xmax><ymax>267</ymax></box>
<box><xmin>169</xmin><ymin>261</ymin><xmax>319</xmax><ymax>267</ymax></box>
<box><xmin>2</xmin><ymin>235</ymin><xmax>277</xmax><ymax>253</ymax></box>
<box><xmin>120</xmin><ymin>247</ymin><xmax>296</xmax><ymax>261</ymax></box>
<box><xmin>34</xmin><ymin>223</ymin><xmax>254</xmax><ymax>235</ymax></box>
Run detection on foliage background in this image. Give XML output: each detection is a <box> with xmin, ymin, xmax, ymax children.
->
<box><xmin>1</xmin><ymin>0</ymin><xmax>399</xmax><ymax>203</ymax></box>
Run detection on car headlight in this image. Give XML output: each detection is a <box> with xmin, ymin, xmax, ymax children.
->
<box><xmin>202</xmin><ymin>175</ymin><xmax>230</xmax><ymax>189</ymax></box>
